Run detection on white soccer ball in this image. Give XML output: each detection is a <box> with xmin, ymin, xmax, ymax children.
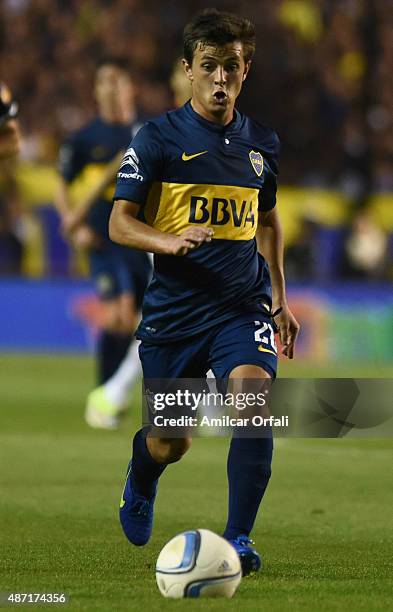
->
<box><xmin>155</xmin><ymin>529</ymin><xmax>242</xmax><ymax>598</ymax></box>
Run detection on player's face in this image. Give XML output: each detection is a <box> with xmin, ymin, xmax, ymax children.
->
<box><xmin>95</xmin><ymin>65</ymin><xmax>135</xmax><ymax>123</ymax></box>
<box><xmin>183</xmin><ymin>42</ymin><xmax>251</xmax><ymax>124</ymax></box>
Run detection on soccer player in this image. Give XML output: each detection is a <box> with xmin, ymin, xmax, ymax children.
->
<box><xmin>110</xmin><ymin>10</ymin><xmax>300</xmax><ymax>574</ymax></box>
<box><xmin>84</xmin><ymin>57</ymin><xmax>191</xmax><ymax>428</ymax></box>
<box><xmin>55</xmin><ymin>58</ymin><xmax>151</xmax><ymax>428</ymax></box>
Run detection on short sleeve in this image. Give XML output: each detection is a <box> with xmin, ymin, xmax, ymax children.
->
<box><xmin>57</xmin><ymin>134</ymin><xmax>85</xmax><ymax>183</ymax></box>
<box><xmin>258</xmin><ymin>132</ymin><xmax>280</xmax><ymax>212</ymax></box>
<box><xmin>113</xmin><ymin>122</ymin><xmax>163</xmax><ymax>206</ymax></box>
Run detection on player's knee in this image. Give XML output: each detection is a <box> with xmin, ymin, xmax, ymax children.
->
<box><xmin>156</xmin><ymin>437</ymin><xmax>192</xmax><ymax>463</ymax></box>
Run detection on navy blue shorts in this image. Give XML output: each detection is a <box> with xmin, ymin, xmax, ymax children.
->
<box><xmin>89</xmin><ymin>244</ymin><xmax>151</xmax><ymax>306</ymax></box>
<box><xmin>139</xmin><ymin>310</ymin><xmax>278</xmax><ymax>380</ymax></box>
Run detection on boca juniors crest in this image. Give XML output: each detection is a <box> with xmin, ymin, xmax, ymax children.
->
<box><xmin>249</xmin><ymin>150</ymin><xmax>264</xmax><ymax>177</ymax></box>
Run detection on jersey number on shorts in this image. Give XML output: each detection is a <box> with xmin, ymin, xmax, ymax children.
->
<box><xmin>254</xmin><ymin>321</ymin><xmax>277</xmax><ymax>354</ymax></box>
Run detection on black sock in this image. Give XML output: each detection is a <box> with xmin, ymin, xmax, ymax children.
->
<box><xmin>114</xmin><ymin>333</ymin><xmax>133</xmax><ymax>368</ymax></box>
<box><xmin>131</xmin><ymin>428</ymin><xmax>167</xmax><ymax>498</ymax></box>
<box><xmin>96</xmin><ymin>331</ymin><xmax>133</xmax><ymax>384</ymax></box>
<box><xmin>97</xmin><ymin>331</ymin><xmax>120</xmax><ymax>383</ymax></box>
<box><xmin>223</xmin><ymin>432</ymin><xmax>273</xmax><ymax>540</ymax></box>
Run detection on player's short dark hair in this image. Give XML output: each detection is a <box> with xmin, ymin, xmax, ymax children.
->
<box><xmin>183</xmin><ymin>8</ymin><xmax>256</xmax><ymax>64</ymax></box>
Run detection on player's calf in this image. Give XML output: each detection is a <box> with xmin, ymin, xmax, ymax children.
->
<box><xmin>119</xmin><ymin>430</ymin><xmax>191</xmax><ymax>546</ymax></box>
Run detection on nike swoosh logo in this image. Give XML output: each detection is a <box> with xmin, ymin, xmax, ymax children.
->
<box><xmin>182</xmin><ymin>151</ymin><xmax>208</xmax><ymax>161</ymax></box>
<box><xmin>258</xmin><ymin>346</ymin><xmax>277</xmax><ymax>356</ymax></box>
<box><xmin>120</xmin><ymin>466</ymin><xmax>132</xmax><ymax>509</ymax></box>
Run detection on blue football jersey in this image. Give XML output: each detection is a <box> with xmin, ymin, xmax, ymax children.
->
<box><xmin>58</xmin><ymin>117</ymin><xmax>141</xmax><ymax>239</ymax></box>
<box><xmin>114</xmin><ymin>101</ymin><xmax>280</xmax><ymax>343</ymax></box>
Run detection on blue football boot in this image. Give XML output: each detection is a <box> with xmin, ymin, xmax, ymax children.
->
<box><xmin>227</xmin><ymin>536</ymin><xmax>262</xmax><ymax>576</ymax></box>
<box><xmin>119</xmin><ymin>461</ymin><xmax>157</xmax><ymax>546</ymax></box>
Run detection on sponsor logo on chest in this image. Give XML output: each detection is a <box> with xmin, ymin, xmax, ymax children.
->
<box><xmin>189</xmin><ymin>196</ymin><xmax>255</xmax><ymax>227</ymax></box>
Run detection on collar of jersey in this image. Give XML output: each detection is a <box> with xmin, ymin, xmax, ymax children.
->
<box><xmin>184</xmin><ymin>100</ymin><xmax>242</xmax><ymax>134</ymax></box>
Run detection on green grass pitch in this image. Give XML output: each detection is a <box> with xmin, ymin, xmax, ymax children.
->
<box><xmin>0</xmin><ymin>354</ymin><xmax>392</xmax><ymax>611</ymax></box>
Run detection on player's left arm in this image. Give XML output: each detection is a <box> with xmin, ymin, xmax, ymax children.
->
<box><xmin>257</xmin><ymin>208</ymin><xmax>300</xmax><ymax>359</ymax></box>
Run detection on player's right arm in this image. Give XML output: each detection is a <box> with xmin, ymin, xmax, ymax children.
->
<box><xmin>109</xmin><ymin>199</ymin><xmax>212</xmax><ymax>256</ymax></box>
<box><xmin>109</xmin><ymin>123</ymin><xmax>212</xmax><ymax>256</ymax></box>
<box><xmin>55</xmin><ymin>177</ymin><xmax>100</xmax><ymax>249</ymax></box>
<box><xmin>54</xmin><ymin>137</ymin><xmax>82</xmax><ymax>233</ymax></box>
<box><xmin>54</xmin><ymin>176</ymin><xmax>72</xmax><ymax>221</ymax></box>
<box><xmin>57</xmin><ymin>150</ymin><xmax>127</xmax><ymax>236</ymax></box>
<box><xmin>54</xmin><ymin>138</ymin><xmax>100</xmax><ymax>249</ymax></box>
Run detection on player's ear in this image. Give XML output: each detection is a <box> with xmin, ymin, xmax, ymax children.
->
<box><xmin>182</xmin><ymin>58</ymin><xmax>194</xmax><ymax>82</ymax></box>
<box><xmin>242</xmin><ymin>61</ymin><xmax>252</xmax><ymax>82</ymax></box>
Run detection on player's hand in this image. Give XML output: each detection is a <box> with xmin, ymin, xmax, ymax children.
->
<box><xmin>70</xmin><ymin>225</ymin><xmax>102</xmax><ymax>250</ymax></box>
<box><xmin>274</xmin><ymin>304</ymin><xmax>300</xmax><ymax>359</ymax></box>
<box><xmin>61</xmin><ymin>211</ymin><xmax>83</xmax><ymax>237</ymax></box>
<box><xmin>166</xmin><ymin>227</ymin><xmax>214</xmax><ymax>256</ymax></box>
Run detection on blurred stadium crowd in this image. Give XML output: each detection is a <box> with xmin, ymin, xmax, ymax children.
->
<box><xmin>0</xmin><ymin>0</ymin><xmax>392</xmax><ymax>280</ymax></box>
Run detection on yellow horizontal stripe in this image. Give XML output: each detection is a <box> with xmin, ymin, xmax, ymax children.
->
<box><xmin>145</xmin><ymin>182</ymin><xmax>259</xmax><ymax>240</ymax></box>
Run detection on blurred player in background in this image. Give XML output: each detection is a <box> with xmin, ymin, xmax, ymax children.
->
<box><xmin>85</xmin><ymin>60</ymin><xmax>190</xmax><ymax>428</ymax></box>
<box><xmin>55</xmin><ymin>58</ymin><xmax>151</xmax><ymax>429</ymax></box>
<box><xmin>110</xmin><ymin>10</ymin><xmax>299</xmax><ymax>575</ymax></box>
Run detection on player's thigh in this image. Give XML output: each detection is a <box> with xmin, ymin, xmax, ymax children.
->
<box><xmin>230</xmin><ymin>364</ymin><xmax>271</xmax><ymax>379</ymax></box>
<box><xmin>139</xmin><ymin>335</ymin><xmax>210</xmax><ymax>379</ymax></box>
<box><xmin>140</xmin><ymin>337</ymin><xmax>209</xmax><ymax>438</ymax></box>
<box><xmin>209</xmin><ymin>314</ymin><xmax>275</xmax><ymax>425</ymax></box>
<box><xmin>116</xmin><ymin>291</ymin><xmax>137</xmax><ymax>332</ymax></box>
<box><xmin>89</xmin><ymin>249</ymin><xmax>122</xmax><ymax>329</ymax></box>
<box><xmin>209</xmin><ymin>311</ymin><xmax>278</xmax><ymax>381</ymax></box>
<box><xmin>113</xmin><ymin>245</ymin><xmax>151</xmax><ymax>308</ymax></box>
<box><xmin>90</xmin><ymin>248</ymin><xmax>117</xmax><ymax>299</ymax></box>
<box><xmin>229</xmin><ymin>364</ymin><xmax>271</xmax><ymax>391</ymax></box>
<box><xmin>141</xmin><ymin>340</ymin><xmax>208</xmax><ymax>454</ymax></box>
<box><xmin>112</xmin><ymin>248</ymin><xmax>149</xmax><ymax>331</ymax></box>
<box><xmin>227</xmin><ymin>364</ymin><xmax>271</xmax><ymax>413</ymax></box>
